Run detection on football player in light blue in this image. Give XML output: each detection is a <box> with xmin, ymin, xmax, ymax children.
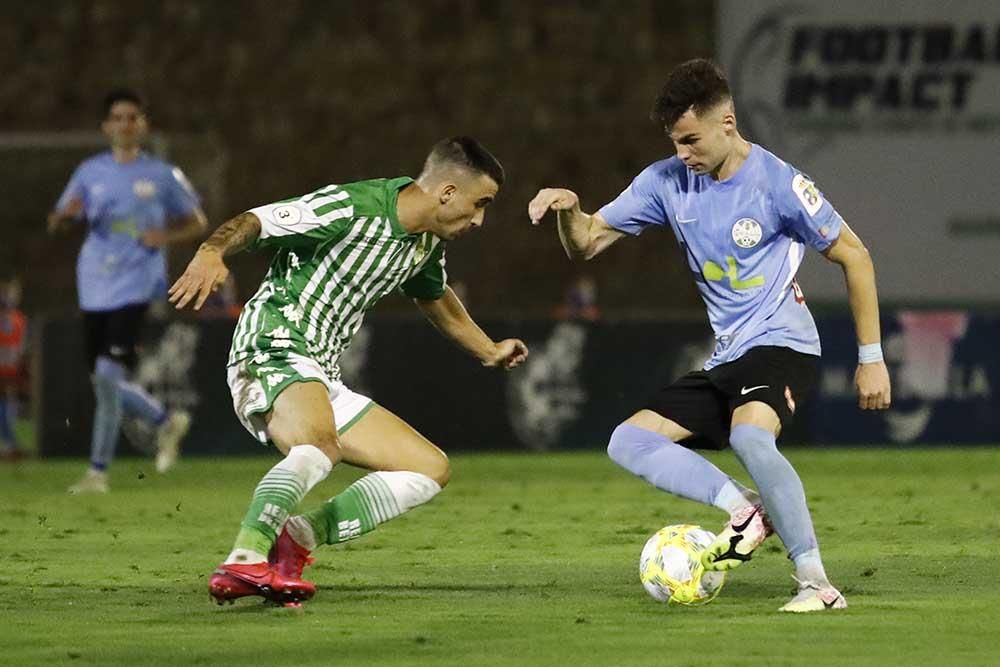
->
<box><xmin>529</xmin><ymin>59</ymin><xmax>891</xmax><ymax>612</ymax></box>
<box><xmin>48</xmin><ymin>89</ymin><xmax>208</xmax><ymax>493</ymax></box>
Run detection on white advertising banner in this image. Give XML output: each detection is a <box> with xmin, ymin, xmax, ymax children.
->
<box><xmin>717</xmin><ymin>0</ymin><xmax>1000</xmax><ymax>302</ymax></box>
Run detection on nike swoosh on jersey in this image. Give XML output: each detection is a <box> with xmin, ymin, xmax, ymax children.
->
<box><xmin>740</xmin><ymin>385</ymin><xmax>769</xmax><ymax>395</ymax></box>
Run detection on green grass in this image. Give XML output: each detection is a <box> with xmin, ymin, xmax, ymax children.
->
<box><xmin>3</xmin><ymin>448</ymin><xmax>1000</xmax><ymax>666</ymax></box>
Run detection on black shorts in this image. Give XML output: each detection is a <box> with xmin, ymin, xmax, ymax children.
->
<box><xmin>82</xmin><ymin>303</ymin><xmax>150</xmax><ymax>371</ymax></box>
<box><xmin>644</xmin><ymin>346</ymin><xmax>819</xmax><ymax>450</ymax></box>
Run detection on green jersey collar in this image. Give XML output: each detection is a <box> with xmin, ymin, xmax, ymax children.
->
<box><xmin>387</xmin><ymin>176</ymin><xmax>416</xmax><ymax>238</ymax></box>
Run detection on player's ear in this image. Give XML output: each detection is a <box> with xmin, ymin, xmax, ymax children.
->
<box><xmin>720</xmin><ymin>111</ymin><xmax>736</xmax><ymax>134</ymax></box>
<box><xmin>720</xmin><ymin>100</ymin><xmax>737</xmax><ymax>134</ymax></box>
<box><xmin>438</xmin><ymin>183</ymin><xmax>457</xmax><ymax>205</ymax></box>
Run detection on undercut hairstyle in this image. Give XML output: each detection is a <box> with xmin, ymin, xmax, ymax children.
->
<box><xmin>422</xmin><ymin>136</ymin><xmax>505</xmax><ymax>187</ymax></box>
<box><xmin>102</xmin><ymin>88</ymin><xmax>145</xmax><ymax>118</ymax></box>
<box><xmin>650</xmin><ymin>59</ymin><xmax>731</xmax><ymax>130</ymax></box>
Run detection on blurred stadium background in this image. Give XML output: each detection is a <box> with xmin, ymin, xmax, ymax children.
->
<box><xmin>3</xmin><ymin>0</ymin><xmax>995</xmax><ymax>458</ymax></box>
<box><xmin>3</xmin><ymin>2</ymin><xmax>1000</xmax><ymax>665</ymax></box>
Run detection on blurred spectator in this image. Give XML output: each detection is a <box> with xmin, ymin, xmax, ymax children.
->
<box><xmin>0</xmin><ymin>277</ymin><xmax>27</xmax><ymax>460</ymax></box>
<box><xmin>552</xmin><ymin>275</ymin><xmax>601</xmax><ymax>321</ymax></box>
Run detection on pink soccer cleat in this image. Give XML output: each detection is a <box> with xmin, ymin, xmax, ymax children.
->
<box><xmin>701</xmin><ymin>503</ymin><xmax>774</xmax><ymax>571</ymax></box>
<box><xmin>208</xmin><ymin>562</ymin><xmax>315</xmax><ymax>606</ymax></box>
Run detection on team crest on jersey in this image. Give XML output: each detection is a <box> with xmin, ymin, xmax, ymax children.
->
<box><xmin>731</xmin><ymin>218</ymin><xmax>762</xmax><ymax>249</ymax></box>
<box><xmin>412</xmin><ymin>235</ymin><xmax>433</xmax><ymax>265</ymax></box>
<box><xmin>132</xmin><ymin>179</ymin><xmax>157</xmax><ymax>198</ymax></box>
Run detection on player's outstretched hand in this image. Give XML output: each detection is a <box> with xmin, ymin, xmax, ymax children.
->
<box><xmin>141</xmin><ymin>229</ymin><xmax>169</xmax><ymax>248</ymax></box>
<box><xmin>47</xmin><ymin>197</ymin><xmax>84</xmax><ymax>234</ymax></box>
<box><xmin>855</xmin><ymin>361</ymin><xmax>891</xmax><ymax>410</ymax></box>
<box><xmin>484</xmin><ymin>339</ymin><xmax>529</xmax><ymax>370</ymax></box>
<box><xmin>528</xmin><ymin>188</ymin><xmax>580</xmax><ymax>225</ymax></box>
<box><xmin>168</xmin><ymin>247</ymin><xmax>229</xmax><ymax>311</ymax></box>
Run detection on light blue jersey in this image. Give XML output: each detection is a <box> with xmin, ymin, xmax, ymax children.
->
<box><xmin>599</xmin><ymin>144</ymin><xmax>843</xmax><ymax>369</ymax></box>
<box><xmin>56</xmin><ymin>151</ymin><xmax>201</xmax><ymax>311</ymax></box>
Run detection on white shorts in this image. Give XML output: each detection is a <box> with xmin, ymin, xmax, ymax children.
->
<box><xmin>227</xmin><ymin>352</ymin><xmax>374</xmax><ymax>445</ymax></box>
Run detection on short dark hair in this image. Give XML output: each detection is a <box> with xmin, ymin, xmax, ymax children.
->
<box><xmin>424</xmin><ymin>136</ymin><xmax>505</xmax><ymax>187</ymax></box>
<box><xmin>651</xmin><ymin>59</ymin><xmax>731</xmax><ymax>130</ymax></box>
<box><xmin>102</xmin><ymin>88</ymin><xmax>145</xmax><ymax>118</ymax></box>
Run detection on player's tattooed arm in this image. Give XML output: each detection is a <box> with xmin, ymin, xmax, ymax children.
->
<box><xmin>169</xmin><ymin>213</ymin><xmax>260</xmax><ymax>310</ymax></box>
<box><xmin>200</xmin><ymin>212</ymin><xmax>262</xmax><ymax>257</ymax></box>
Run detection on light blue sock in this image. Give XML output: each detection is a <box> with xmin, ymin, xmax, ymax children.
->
<box><xmin>118</xmin><ymin>380</ymin><xmax>167</xmax><ymax>426</ymax></box>
<box><xmin>729</xmin><ymin>424</ymin><xmax>819</xmax><ymax>562</ymax></box>
<box><xmin>792</xmin><ymin>548</ymin><xmax>829</xmax><ymax>584</ymax></box>
<box><xmin>607</xmin><ymin>423</ymin><xmax>752</xmax><ymax>511</ymax></box>
<box><xmin>90</xmin><ymin>356</ymin><xmax>125</xmax><ymax>470</ymax></box>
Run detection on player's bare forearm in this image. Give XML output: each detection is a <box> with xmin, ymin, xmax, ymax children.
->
<box><xmin>417</xmin><ymin>288</ymin><xmax>496</xmax><ymax>360</ymax></box>
<box><xmin>47</xmin><ymin>213</ymin><xmax>72</xmax><ymax>235</ymax></box>
<box><xmin>823</xmin><ymin>224</ymin><xmax>881</xmax><ymax>344</ymax></box>
<box><xmin>528</xmin><ymin>188</ymin><xmax>623</xmax><ymax>260</ymax></box>
<box><xmin>169</xmin><ymin>212</ymin><xmax>255</xmax><ymax>310</ymax></box>
<box><xmin>47</xmin><ymin>198</ymin><xmax>84</xmax><ymax>235</ymax></box>
<box><xmin>824</xmin><ymin>223</ymin><xmax>891</xmax><ymax>409</ymax></box>
<box><xmin>556</xmin><ymin>207</ymin><xmax>597</xmax><ymax>261</ymax></box>
<box><xmin>416</xmin><ymin>288</ymin><xmax>528</xmax><ymax>369</ymax></box>
<box><xmin>842</xmin><ymin>252</ymin><xmax>881</xmax><ymax>345</ymax></box>
<box><xmin>200</xmin><ymin>212</ymin><xmax>261</xmax><ymax>257</ymax></box>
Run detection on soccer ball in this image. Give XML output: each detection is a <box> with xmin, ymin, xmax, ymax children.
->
<box><xmin>639</xmin><ymin>524</ymin><xmax>726</xmax><ymax>605</ymax></box>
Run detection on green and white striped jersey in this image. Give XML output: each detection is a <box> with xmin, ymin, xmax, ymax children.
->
<box><xmin>228</xmin><ymin>177</ymin><xmax>447</xmax><ymax>380</ymax></box>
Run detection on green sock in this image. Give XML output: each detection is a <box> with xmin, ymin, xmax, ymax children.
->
<box><xmin>233</xmin><ymin>462</ymin><xmax>312</xmax><ymax>554</ymax></box>
<box><xmin>304</xmin><ymin>471</ymin><xmax>442</xmax><ymax>546</ymax></box>
<box><xmin>304</xmin><ymin>475</ymin><xmax>392</xmax><ymax>545</ymax></box>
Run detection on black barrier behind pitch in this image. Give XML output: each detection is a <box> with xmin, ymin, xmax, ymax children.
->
<box><xmin>37</xmin><ymin>316</ymin><xmax>720</xmax><ymax>456</ymax></box>
<box><xmin>36</xmin><ymin>312</ymin><xmax>999</xmax><ymax>457</ymax></box>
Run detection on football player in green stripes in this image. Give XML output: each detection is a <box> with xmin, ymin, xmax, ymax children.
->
<box><xmin>170</xmin><ymin>137</ymin><xmax>528</xmax><ymax>606</ymax></box>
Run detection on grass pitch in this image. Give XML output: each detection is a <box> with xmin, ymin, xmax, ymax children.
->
<box><xmin>3</xmin><ymin>448</ymin><xmax>999</xmax><ymax>666</ymax></box>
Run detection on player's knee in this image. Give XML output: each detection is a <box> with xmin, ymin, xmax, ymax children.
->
<box><xmin>282</xmin><ymin>444</ymin><xmax>334</xmax><ymax>487</ymax></box>
<box><xmin>93</xmin><ymin>355</ymin><xmax>126</xmax><ymax>382</ymax></box>
<box><xmin>607</xmin><ymin>422</ymin><xmax>636</xmax><ymax>466</ymax></box>
<box><xmin>375</xmin><ymin>470</ymin><xmax>443</xmax><ymax>510</ymax></box>
<box><xmin>91</xmin><ymin>359</ymin><xmax>123</xmax><ymax>404</ymax></box>
<box><xmin>311</xmin><ymin>434</ymin><xmax>343</xmax><ymax>464</ymax></box>
<box><xmin>421</xmin><ymin>450</ymin><xmax>451</xmax><ymax>488</ymax></box>
<box><xmin>269</xmin><ymin>420</ymin><xmax>342</xmax><ymax>461</ymax></box>
<box><xmin>728</xmin><ymin>423</ymin><xmax>778</xmax><ymax>463</ymax></box>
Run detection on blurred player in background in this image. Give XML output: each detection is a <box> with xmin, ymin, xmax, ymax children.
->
<box><xmin>0</xmin><ymin>277</ymin><xmax>27</xmax><ymax>461</ymax></box>
<box><xmin>170</xmin><ymin>136</ymin><xmax>528</xmax><ymax>606</ymax></box>
<box><xmin>48</xmin><ymin>89</ymin><xmax>208</xmax><ymax>493</ymax></box>
<box><xmin>529</xmin><ymin>59</ymin><xmax>891</xmax><ymax>612</ymax></box>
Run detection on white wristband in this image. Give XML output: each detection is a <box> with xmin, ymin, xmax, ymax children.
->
<box><xmin>858</xmin><ymin>343</ymin><xmax>883</xmax><ymax>364</ymax></box>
